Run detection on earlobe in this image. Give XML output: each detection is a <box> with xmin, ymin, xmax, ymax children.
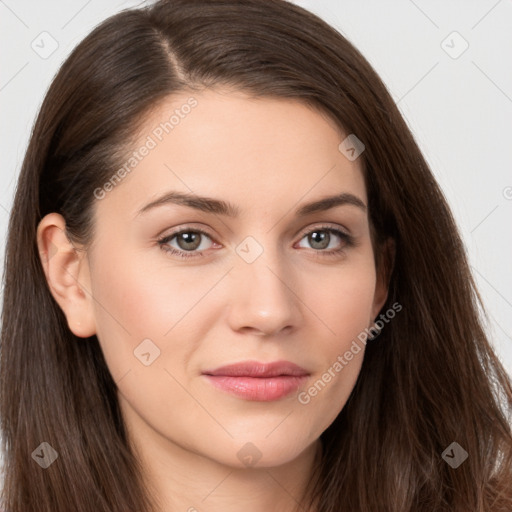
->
<box><xmin>36</xmin><ymin>213</ymin><xmax>96</xmax><ymax>338</ymax></box>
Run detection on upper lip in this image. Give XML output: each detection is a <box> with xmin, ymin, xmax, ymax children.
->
<box><xmin>202</xmin><ymin>360</ymin><xmax>309</xmax><ymax>378</ymax></box>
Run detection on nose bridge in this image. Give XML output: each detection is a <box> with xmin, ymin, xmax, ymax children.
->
<box><xmin>227</xmin><ymin>233</ymin><xmax>301</xmax><ymax>335</ymax></box>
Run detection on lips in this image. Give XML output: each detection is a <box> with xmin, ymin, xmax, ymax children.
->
<box><xmin>202</xmin><ymin>360</ymin><xmax>309</xmax><ymax>378</ymax></box>
<box><xmin>202</xmin><ymin>360</ymin><xmax>309</xmax><ymax>401</ymax></box>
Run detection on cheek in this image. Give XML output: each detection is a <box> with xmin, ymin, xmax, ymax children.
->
<box><xmin>312</xmin><ymin>258</ymin><xmax>377</xmax><ymax>344</ymax></box>
<box><xmin>88</xmin><ymin>250</ymin><xmax>172</xmax><ymax>378</ymax></box>
<box><xmin>298</xmin><ymin>260</ymin><xmax>376</xmax><ymax>417</ymax></box>
<box><xmin>89</xmin><ymin>248</ymin><xmax>220</xmax><ymax>379</ymax></box>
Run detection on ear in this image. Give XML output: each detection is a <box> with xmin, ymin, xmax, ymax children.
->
<box><xmin>36</xmin><ymin>213</ymin><xmax>96</xmax><ymax>338</ymax></box>
<box><xmin>371</xmin><ymin>237</ymin><xmax>396</xmax><ymax>320</ymax></box>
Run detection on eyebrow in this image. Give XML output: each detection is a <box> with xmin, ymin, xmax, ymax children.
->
<box><xmin>136</xmin><ymin>190</ymin><xmax>367</xmax><ymax>218</ymax></box>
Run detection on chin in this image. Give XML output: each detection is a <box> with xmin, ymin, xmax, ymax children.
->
<box><xmin>210</xmin><ymin>434</ymin><xmax>317</xmax><ymax>470</ymax></box>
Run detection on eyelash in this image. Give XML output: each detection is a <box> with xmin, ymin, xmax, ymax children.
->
<box><xmin>157</xmin><ymin>225</ymin><xmax>356</xmax><ymax>260</ymax></box>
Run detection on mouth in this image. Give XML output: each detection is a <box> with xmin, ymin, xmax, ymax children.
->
<box><xmin>201</xmin><ymin>360</ymin><xmax>310</xmax><ymax>401</ymax></box>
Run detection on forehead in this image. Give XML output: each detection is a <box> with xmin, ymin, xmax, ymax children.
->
<box><xmin>94</xmin><ymin>88</ymin><xmax>367</xmax><ymax>221</ymax></box>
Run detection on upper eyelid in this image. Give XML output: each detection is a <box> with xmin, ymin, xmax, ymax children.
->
<box><xmin>297</xmin><ymin>223</ymin><xmax>350</xmax><ymax>237</ymax></box>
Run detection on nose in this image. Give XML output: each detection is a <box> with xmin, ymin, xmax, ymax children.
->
<box><xmin>226</xmin><ymin>245</ymin><xmax>303</xmax><ymax>337</ymax></box>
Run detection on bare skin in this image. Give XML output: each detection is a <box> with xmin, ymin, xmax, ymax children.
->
<box><xmin>37</xmin><ymin>88</ymin><xmax>389</xmax><ymax>512</ymax></box>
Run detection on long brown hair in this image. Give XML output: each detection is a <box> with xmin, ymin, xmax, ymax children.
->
<box><xmin>1</xmin><ymin>1</ymin><xmax>511</xmax><ymax>511</ymax></box>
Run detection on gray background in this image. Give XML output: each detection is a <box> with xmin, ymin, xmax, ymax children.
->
<box><xmin>1</xmin><ymin>0</ymin><xmax>511</xmax><ymax>381</ymax></box>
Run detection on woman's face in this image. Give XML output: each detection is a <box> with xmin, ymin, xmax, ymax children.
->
<box><xmin>41</xmin><ymin>88</ymin><xmax>388</xmax><ymax>469</ymax></box>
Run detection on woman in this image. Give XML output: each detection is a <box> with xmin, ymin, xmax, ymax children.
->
<box><xmin>1</xmin><ymin>0</ymin><xmax>511</xmax><ymax>511</ymax></box>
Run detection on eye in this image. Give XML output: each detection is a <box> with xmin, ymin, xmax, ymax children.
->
<box><xmin>157</xmin><ymin>224</ymin><xmax>356</xmax><ymax>260</ymax></box>
<box><xmin>296</xmin><ymin>225</ymin><xmax>355</xmax><ymax>257</ymax></box>
<box><xmin>157</xmin><ymin>228</ymin><xmax>217</xmax><ymax>259</ymax></box>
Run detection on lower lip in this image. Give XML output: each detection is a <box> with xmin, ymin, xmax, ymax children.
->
<box><xmin>203</xmin><ymin>375</ymin><xmax>308</xmax><ymax>401</ymax></box>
